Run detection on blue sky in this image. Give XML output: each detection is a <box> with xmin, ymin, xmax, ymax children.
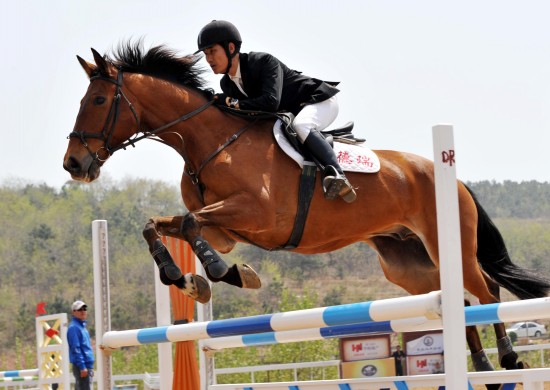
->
<box><xmin>2</xmin><ymin>1</ymin><xmax>549</xmax><ymax>188</ymax></box>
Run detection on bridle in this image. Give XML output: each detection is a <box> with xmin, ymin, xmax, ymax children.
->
<box><xmin>68</xmin><ymin>66</ymin><xmax>257</xmax><ymax>202</ymax></box>
<box><xmin>68</xmin><ymin>67</ymin><xmax>214</xmax><ymax>163</ymax></box>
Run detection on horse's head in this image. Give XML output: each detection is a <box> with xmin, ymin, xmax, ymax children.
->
<box><xmin>63</xmin><ymin>48</ymin><xmax>141</xmax><ymax>182</ymax></box>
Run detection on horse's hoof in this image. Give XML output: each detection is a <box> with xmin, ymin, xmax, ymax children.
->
<box><xmin>500</xmin><ymin>351</ymin><xmax>520</xmax><ymax>370</ymax></box>
<box><xmin>180</xmin><ymin>273</ymin><xmax>211</xmax><ymax>304</ymax></box>
<box><xmin>237</xmin><ymin>264</ymin><xmax>262</xmax><ymax>289</ymax></box>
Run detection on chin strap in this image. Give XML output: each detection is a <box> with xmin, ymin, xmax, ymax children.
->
<box><xmin>223</xmin><ymin>43</ymin><xmax>239</xmax><ymax>74</ymax></box>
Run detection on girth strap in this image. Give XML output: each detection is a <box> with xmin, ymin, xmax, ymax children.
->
<box><xmin>282</xmin><ymin>163</ymin><xmax>317</xmax><ymax>249</ymax></box>
<box><xmin>227</xmin><ymin>162</ymin><xmax>317</xmax><ymax>251</ymax></box>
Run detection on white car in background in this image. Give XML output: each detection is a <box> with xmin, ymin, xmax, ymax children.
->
<box><xmin>505</xmin><ymin>322</ymin><xmax>547</xmax><ymax>338</ymax></box>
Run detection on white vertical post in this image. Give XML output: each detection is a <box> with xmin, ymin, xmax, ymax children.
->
<box><xmin>92</xmin><ymin>220</ymin><xmax>112</xmax><ymax>390</ymax></box>
<box><xmin>59</xmin><ymin>314</ymin><xmax>71</xmax><ymax>390</ymax></box>
<box><xmin>197</xmin><ymin>257</ymin><xmax>214</xmax><ymax>390</ymax></box>
<box><xmin>432</xmin><ymin>124</ymin><xmax>468</xmax><ymax>388</ymax></box>
<box><xmin>154</xmin><ymin>267</ymin><xmax>174</xmax><ymax>389</ymax></box>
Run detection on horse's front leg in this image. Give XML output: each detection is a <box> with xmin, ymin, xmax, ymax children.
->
<box><xmin>143</xmin><ymin>212</ymin><xmax>261</xmax><ymax>303</ymax></box>
<box><xmin>142</xmin><ymin>218</ymin><xmax>212</xmax><ymax>303</ymax></box>
<box><xmin>180</xmin><ymin>211</ymin><xmax>261</xmax><ymax>290</ymax></box>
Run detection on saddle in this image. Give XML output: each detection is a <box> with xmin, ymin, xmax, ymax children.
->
<box><xmin>217</xmin><ymin>106</ymin><xmax>365</xmax><ymax>162</ymax></box>
<box><xmin>276</xmin><ymin>112</ymin><xmax>365</xmax><ymax>157</ymax></box>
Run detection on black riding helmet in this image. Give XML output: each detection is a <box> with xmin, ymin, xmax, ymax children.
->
<box><xmin>196</xmin><ymin>20</ymin><xmax>242</xmax><ymax>74</ymax></box>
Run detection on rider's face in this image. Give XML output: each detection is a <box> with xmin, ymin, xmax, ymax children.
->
<box><xmin>203</xmin><ymin>44</ymin><xmax>229</xmax><ymax>74</ymax></box>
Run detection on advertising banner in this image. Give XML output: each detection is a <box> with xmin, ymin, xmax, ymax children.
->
<box><xmin>407</xmin><ymin>353</ymin><xmax>445</xmax><ymax>375</ymax></box>
<box><xmin>405</xmin><ymin>332</ymin><xmax>444</xmax><ymax>356</ymax></box>
<box><xmin>340</xmin><ymin>335</ymin><xmax>390</xmax><ymax>361</ymax></box>
<box><xmin>341</xmin><ymin>357</ymin><xmax>396</xmax><ymax>378</ymax></box>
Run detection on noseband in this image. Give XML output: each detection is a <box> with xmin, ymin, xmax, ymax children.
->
<box><xmin>68</xmin><ymin>67</ymin><xmax>214</xmax><ymax>163</ymax></box>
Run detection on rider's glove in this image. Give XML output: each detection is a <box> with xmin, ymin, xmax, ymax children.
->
<box><xmin>228</xmin><ymin>98</ymin><xmax>239</xmax><ymax>109</ymax></box>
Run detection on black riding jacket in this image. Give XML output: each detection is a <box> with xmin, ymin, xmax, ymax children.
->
<box><xmin>220</xmin><ymin>52</ymin><xmax>339</xmax><ymax>116</ymax></box>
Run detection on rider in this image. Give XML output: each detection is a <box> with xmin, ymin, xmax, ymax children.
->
<box><xmin>195</xmin><ymin>20</ymin><xmax>357</xmax><ymax>203</ymax></box>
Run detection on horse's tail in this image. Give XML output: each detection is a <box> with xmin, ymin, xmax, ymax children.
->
<box><xmin>464</xmin><ymin>184</ymin><xmax>550</xmax><ymax>299</ymax></box>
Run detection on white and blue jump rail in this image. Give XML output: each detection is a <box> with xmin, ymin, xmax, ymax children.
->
<box><xmin>0</xmin><ymin>369</ymin><xmax>39</xmax><ymax>378</ymax></box>
<box><xmin>103</xmin><ymin>291</ymin><xmax>442</xmax><ymax>348</ymax></box>
<box><xmin>204</xmin><ymin>296</ymin><xmax>550</xmax><ymax>350</ymax></box>
<box><xmin>102</xmin><ymin>292</ymin><xmax>550</xmax><ymax>349</ymax></box>
<box><xmin>0</xmin><ymin>369</ymin><xmax>39</xmax><ymax>388</ymax></box>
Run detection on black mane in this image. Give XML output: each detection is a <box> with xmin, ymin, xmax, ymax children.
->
<box><xmin>107</xmin><ymin>40</ymin><xmax>209</xmax><ymax>90</ymax></box>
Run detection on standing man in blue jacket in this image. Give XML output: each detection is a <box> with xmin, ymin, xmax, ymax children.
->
<box><xmin>67</xmin><ymin>300</ymin><xmax>94</xmax><ymax>390</ymax></box>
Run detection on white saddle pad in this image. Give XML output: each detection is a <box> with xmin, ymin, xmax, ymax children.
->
<box><xmin>273</xmin><ymin>120</ymin><xmax>380</xmax><ymax>173</ymax></box>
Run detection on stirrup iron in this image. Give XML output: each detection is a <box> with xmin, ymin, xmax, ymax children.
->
<box><xmin>322</xmin><ymin>166</ymin><xmax>357</xmax><ymax>203</ymax></box>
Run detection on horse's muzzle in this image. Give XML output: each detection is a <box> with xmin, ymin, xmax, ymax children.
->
<box><xmin>63</xmin><ymin>155</ymin><xmax>100</xmax><ymax>182</ymax></box>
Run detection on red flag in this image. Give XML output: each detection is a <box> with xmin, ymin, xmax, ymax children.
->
<box><xmin>36</xmin><ymin>302</ymin><xmax>47</xmax><ymax>316</ymax></box>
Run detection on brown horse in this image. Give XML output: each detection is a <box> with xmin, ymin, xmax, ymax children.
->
<box><xmin>63</xmin><ymin>44</ymin><xmax>549</xmax><ymax>378</ymax></box>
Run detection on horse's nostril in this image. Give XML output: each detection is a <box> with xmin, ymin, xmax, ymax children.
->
<box><xmin>64</xmin><ymin>156</ymin><xmax>81</xmax><ymax>173</ymax></box>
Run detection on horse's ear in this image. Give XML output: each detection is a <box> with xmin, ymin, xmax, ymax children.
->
<box><xmin>91</xmin><ymin>48</ymin><xmax>113</xmax><ymax>77</ymax></box>
<box><xmin>77</xmin><ymin>55</ymin><xmax>95</xmax><ymax>79</ymax></box>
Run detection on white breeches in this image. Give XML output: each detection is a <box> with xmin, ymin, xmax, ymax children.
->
<box><xmin>293</xmin><ymin>96</ymin><xmax>339</xmax><ymax>143</ymax></box>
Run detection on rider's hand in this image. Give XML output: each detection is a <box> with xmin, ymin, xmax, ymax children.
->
<box><xmin>226</xmin><ymin>97</ymin><xmax>240</xmax><ymax>109</ymax></box>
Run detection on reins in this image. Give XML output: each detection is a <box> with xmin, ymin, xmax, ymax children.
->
<box><xmin>185</xmin><ymin>120</ymin><xmax>257</xmax><ymax>186</ymax></box>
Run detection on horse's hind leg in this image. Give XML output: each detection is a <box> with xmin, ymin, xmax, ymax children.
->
<box><xmin>463</xmin><ymin>256</ymin><xmax>522</xmax><ymax>370</ymax></box>
<box><xmin>370</xmin><ymin>236</ymin><xmax>496</xmax><ymax>372</ymax></box>
<box><xmin>370</xmin><ymin>231</ymin><xmax>501</xmax><ymax>382</ymax></box>
<box><xmin>452</xmin><ymin>242</ymin><xmax>521</xmax><ymax>370</ymax></box>
<box><xmin>480</xmin><ymin>270</ymin><xmax>523</xmax><ymax>370</ymax></box>
<box><xmin>417</xmin><ymin>184</ymin><xmax>523</xmax><ymax>371</ymax></box>
<box><xmin>465</xmin><ymin>299</ymin><xmax>495</xmax><ymax>372</ymax></box>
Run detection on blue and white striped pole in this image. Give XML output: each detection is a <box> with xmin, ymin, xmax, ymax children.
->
<box><xmin>102</xmin><ymin>291</ymin><xmax>442</xmax><ymax>349</ymax></box>
<box><xmin>102</xmin><ymin>294</ymin><xmax>550</xmax><ymax>349</ymax></box>
<box><xmin>0</xmin><ymin>369</ymin><xmax>39</xmax><ymax>378</ymax></box>
<box><xmin>0</xmin><ymin>376</ymin><xmax>39</xmax><ymax>382</ymax></box>
<box><xmin>203</xmin><ymin>297</ymin><xmax>550</xmax><ymax>350</ymax></box>
<box><xmin>203</xmin><ymin>317</ymin><xmax>442</xmax><ymax>350</ymax></box>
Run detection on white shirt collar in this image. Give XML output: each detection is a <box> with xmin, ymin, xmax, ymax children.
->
<box><xmin>230</xmin><ymin>62</ymin><xmax>242</xmax><ymax>81</ymax></box>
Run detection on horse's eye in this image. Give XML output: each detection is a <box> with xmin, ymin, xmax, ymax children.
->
<box><xmin>94</xmin><ymin>96</ymin><xmax>106</xmax><ymax>105</ymax></box>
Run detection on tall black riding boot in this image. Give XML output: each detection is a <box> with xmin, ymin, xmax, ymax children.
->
<box><xmin>303</xmin><ymin>130</ymin><xmax>357</xmax><ymax>203</ymax></box>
